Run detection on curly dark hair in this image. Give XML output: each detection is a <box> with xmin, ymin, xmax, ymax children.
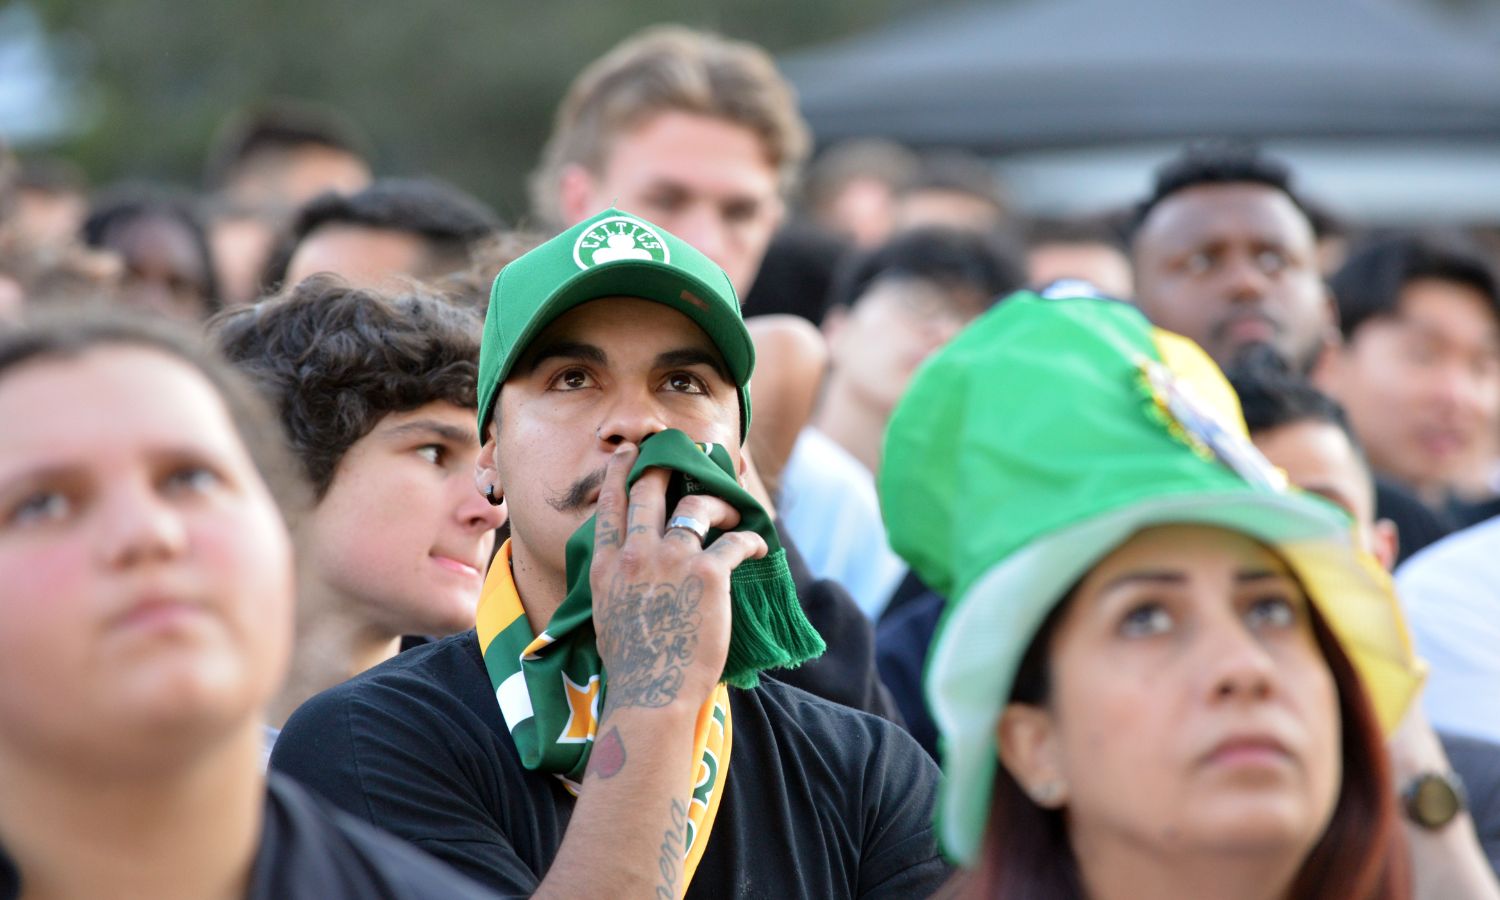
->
<box><xmin>208</xmin><ymin>275</ymin><xmax>482</xmax><ymax>499</ymax></box>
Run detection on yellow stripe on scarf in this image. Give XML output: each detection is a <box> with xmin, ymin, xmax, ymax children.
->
<box><xmin>683</xmin><ymin>688</ymin><xmax>732</xmax><ymax>887</ymax></box>
<box><xmin>476</xmin><ymin>541</ymin><xmax>525</xmax><ymax>656</ymax></box>
<box><xmin>476</xmin><ymin>540</ymin><xmax>731</xmax><ymax>896</ymax></box>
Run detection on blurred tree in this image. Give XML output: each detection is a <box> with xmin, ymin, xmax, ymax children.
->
<box><xmin>30</xmin><ymin>0</ymin><xmax>914</xmax><ymax>218</ymax></box>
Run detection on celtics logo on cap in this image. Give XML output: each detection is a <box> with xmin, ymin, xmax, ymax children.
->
<box><xmin>573</xmin><ymin>216</ymin><xmax>670</xmax><ymax>269</ymax></box>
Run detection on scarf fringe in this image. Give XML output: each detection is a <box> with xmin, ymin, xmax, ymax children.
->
<box><xmin>722</xmin><ymin>548</ymin><xmax>827</xmax><ymax>688</ymax></box>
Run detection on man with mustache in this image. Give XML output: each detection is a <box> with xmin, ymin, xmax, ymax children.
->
<box><xmin>270</xmin><ymin>210</ymin><xmax>947</xmax><ymax>898</ymax></box>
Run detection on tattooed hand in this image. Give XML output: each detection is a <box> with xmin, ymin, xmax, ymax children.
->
<box><xmin>591</xmin><ymin>442</ymin><xmax>767</xmax><ymax>715</ymax></box>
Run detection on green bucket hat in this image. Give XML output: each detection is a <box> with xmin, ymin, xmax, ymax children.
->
<box><xmin>879</xmin><ymin>291</ymin><xmax>1424</xmax><ymax>867</ymax></box>
<box><xmin>476</xmin><ymin>208</ymin><xmax>755</xmax><ymax>439</ymax></box>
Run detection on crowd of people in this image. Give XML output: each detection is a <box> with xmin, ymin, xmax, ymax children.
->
<box><xmin>3</xmin><ymin>22</ymin><xmax>1500</xmax><ymax>900</ymax></box>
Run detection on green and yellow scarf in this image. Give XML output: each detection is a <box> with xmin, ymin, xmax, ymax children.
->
<box><xmin>476</xmin><ymin>430</ymin><xmax>824</xmax><ymax>892</ymax></box>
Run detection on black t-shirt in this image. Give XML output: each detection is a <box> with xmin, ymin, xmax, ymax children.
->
<box><xmin>270</xmin><ymin>630</ymin><xmax>949</xmax><ymax>899</ymax></box>
<box><xmin>1</xmin><ymin>773</ymin><xmax>498</xmax><ymax>900</ymax></box>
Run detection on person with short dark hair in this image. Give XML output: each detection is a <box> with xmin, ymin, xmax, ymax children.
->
<box><xmin>1130</xmin><ymin>141</ymin><xmax>1337</xmax><ymax>375</ymax></box>
<box><xmin>0</xmin><ymin>311</ymin><xmax>498</xmax><ymax>899</ymax></box>
<box><xmin>81</xmin><ymin>183</ymin><xmax>220</xmax><ymax>320</ymax></box>
<box><xmin>1320</xmin><ymin>231</ymin><xmax>1500</xmax><ymax>517</ymax></box>
<box><xmin>211</xmin><ymin>276</ymin><xmax>503</xmax><ymax>731</ymax></box>
<box><xmin>262</xmin><ymin>177</ymin><xmax>502</xmax><ymax>294</ymax></box>
<box><xmin>780</xmin><ymin>227</ymin><xmax>1025</xmax><ymax>617</ymax></box>
<box><xmin>816</xmin><ymin>226</ymin><xmax>1026</xmax><ymax>474</ymax></box>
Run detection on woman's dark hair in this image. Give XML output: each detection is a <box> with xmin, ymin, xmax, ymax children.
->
<box><xmin>208</xmin><ymin>275</ymin><xmax>482</xmax><ymax>499</ymax></box>
<box><xmin>962</xmin><ymin>582</ymin><xmax>1409</xmax><ymax>900</ymax></box>
<box><xmin>0</xmin><ymin>308</ymin><xmax>305</xmax><ymax>520</ymax></box>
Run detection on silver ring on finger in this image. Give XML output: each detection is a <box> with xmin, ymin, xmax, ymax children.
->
<box><xmin>665</xmin><ymin>515</ymin><xmax>710</xmax><ymax>546</ymax></box>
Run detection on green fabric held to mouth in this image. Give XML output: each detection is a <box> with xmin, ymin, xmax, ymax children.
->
<box><xmin>554</xmin><ymin>428</ymin><xmax>825</xmax><ymax>693</ymax></box>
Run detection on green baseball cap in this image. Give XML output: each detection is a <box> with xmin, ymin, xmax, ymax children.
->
<box><xmin>879</xmin><ymin>291</ymin><xmax>1424</xmax><ymax>866</ymax></box>
<box><xmin>476</xmin><ymin>208</ymin><xmax>755</xmax><ymax>439</ymax></box>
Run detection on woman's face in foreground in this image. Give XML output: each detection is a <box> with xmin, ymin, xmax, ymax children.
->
<box><xmin>0</xmin><ymin>347</ymin><xmax>293</xmax><ymax>771</ymax></box>
<box><xmin>1000</xmin><ymin>525</ymin><xmax>1342</xmax><ymax>864</ymax></box>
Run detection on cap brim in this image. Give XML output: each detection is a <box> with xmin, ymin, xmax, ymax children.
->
<box><xmin>926</xmin><ymin>489</ymin><xmax>1424</xmax><ymax>866</ymax></box>
<box><xmin>497</xmin><ymin>259</ymin><xmax>754</xmax><ymax>389</ymax></box>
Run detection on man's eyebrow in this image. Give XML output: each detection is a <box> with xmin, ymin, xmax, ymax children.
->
<box><xmin>382</xmin><ymin>419</ymin><xmax>474</xmax><ymax>445</ymax></box>
<box><xmin>656</xmin><ymin>348</ymin><xmax>730</xmax><ymax>383</ymax></box>
<box><xmin>523</xmin><ymin>341</ymin><xmax>608</xmax><ymax>375</ymax></box>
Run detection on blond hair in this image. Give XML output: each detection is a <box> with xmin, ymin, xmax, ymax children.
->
<box><xmin>529</xmin><ymin>26</ymin><xmax>809</xmax><ymax>227</ymax></box>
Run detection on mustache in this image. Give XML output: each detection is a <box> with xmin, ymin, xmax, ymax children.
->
<box><xmin>546</xmin><ymin>466</ymin><xmax>608</xmax><ymax>512</ymax></box>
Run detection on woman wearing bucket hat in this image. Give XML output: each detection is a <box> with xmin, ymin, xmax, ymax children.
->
<box><xmin>880</xmin><ymin>290</ymin><xmax>1426</xmax><ymax>899</ymax></box>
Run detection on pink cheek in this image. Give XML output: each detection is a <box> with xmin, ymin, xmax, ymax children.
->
<box><xmin>0</xmin><ymin>544</ymin><xmax>96</xmax><ymax>644</ymax></box>
<box><xmin>191</xmin><ymin>518</ymin><xmax>292</xmax><ymax>605</ymax></box>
